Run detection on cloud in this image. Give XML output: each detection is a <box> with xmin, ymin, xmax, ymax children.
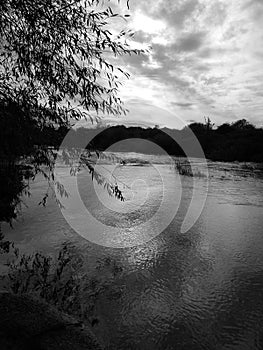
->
<box><xmin>239</xmin><ymin>98</ymin><xmax>251</xmax><ymax>103</ymax></box>
<box><xmin>132</xmin><ymin>30</ymin><xmax>151</xmax><ymax>43</ymax></box>
<box><xmin>174</xmin><ymin>31</ymin><xmax>206</xmax><ymax>52</ymax></box>
<box><xmin>108</xmin><ymin>98</ymin><xmax>186</xmax><ymax>129</ymax></box>
<box><xmin>200</xmin><ymin>77</ymin><xmax>226</xmax><ymax>85</ymax></box>
<box><xmin>171</xmin><ymin>102</ymin><xmax>194</xmax><ymax>109</ymax></box>
<box><xmin>110</xmin><ymin>0</ymin><xmax>263</xmax><ymax>127</ymax></box>
<box><xmin>154</xmin><ymin>0</ymin><xmax>201</xmax><ymax>29</ymax></box>
<box><xmin>131</xmin><ymin>11</ymin><xmax>166</xmax><ymax>34</ymax></box>
<box><xmin>198</xmin><ymin>46</ymin><xmax>238</xmax><ymax>58</ymax></box>
<box><xmin>243</xmin><ymin>0</ymin><xmax>263</xmax><ymax>9</ymax></box>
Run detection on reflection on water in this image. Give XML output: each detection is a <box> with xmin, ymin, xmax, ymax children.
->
<box><xmin>2</xmin><ymin>156</ymin><xmax>263</xmax><ymax>350</ymax></box>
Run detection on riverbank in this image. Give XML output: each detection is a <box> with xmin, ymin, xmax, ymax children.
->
<box><xmin>0</xmin><ymin>291</ymin><xmax>103</xmax><ymax>350</ymax></box>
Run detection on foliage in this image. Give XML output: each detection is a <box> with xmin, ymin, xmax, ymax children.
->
<box><xmin>67</xmin><ymin>119</ymin><xmax>263</xmax><ymax>163</ymax></box>
<box><xmin>174</xmin><ymin>159</ymin><xmax>206</xmax><ymax>178</ymax></box>
<box><xmin>0</xmin><ymin>0</ymin><xmax>145</xmax><ymax>224</ymax></box>
<box><xmin>6</xmin><ymin>242</ymin><xmax>124</xmax><ymax>325</ymax></box>
<box><xmin>0</xmin><ymin>162</ymin><xmax>26</xmax><ymax>223</ymax></box>
<box><xmin>0</xmin><ymin>0</ymin><xmax>143</xmax><ymax>121</ymax></box>
<box><xmin>0</xmin><ymin>227</ymin><xmax>19</xmax><ymax>255</ymax></box>
<box><xmin>61</xmin><ymin>149</ymin><xmax>125</xmax><ymax>201</ymax></box>
<box><xmin>174</xmin><ymin>159</ymin><xmax>193</xmax><ymax>177</ymax></box>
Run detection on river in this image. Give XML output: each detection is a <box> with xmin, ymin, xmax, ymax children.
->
<box><xmin>2</xmin><ymin>154</ymin><xmax>263</xmax><ymax>350</ymax></box>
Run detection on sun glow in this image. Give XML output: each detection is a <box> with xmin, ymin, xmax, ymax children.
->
<box><xmin>131</xmin><ymin>12</ymin><xmax>166</xmax><ymax>35</ymax></box>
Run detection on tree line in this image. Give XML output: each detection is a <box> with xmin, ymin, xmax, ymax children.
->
<box><xmin>61</xmin><ymin>118</ymin><xmax>263</xmax><ymax>162</ymax></box>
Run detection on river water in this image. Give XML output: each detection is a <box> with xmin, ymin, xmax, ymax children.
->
<box><xmin>2</xmin><ymin>154</ymin><xmax>263</xmax><ymax>350</ymax></box>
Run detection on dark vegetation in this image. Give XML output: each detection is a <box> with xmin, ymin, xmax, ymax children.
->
<box><xmin>2</xmin><ymin>242</ymin><xmax>124</xmax><ymax>327</ymax></box>
<box><xmin>0</xmin><ymin>1</ymin><xmax>140</xmax><ymax>330</ymax></box>
<box><xmin>63</xmin><ymin>118</ymin><xmax>263</xmax><ymax>162</ymax></box>
<box><xmin>0</xmin><ymin>0</ymin><xmax>143</xmax><ymax>225</ymax></box>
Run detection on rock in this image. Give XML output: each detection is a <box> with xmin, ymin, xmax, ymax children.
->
<box><xmin>0</xmin><ymin>291</ymin><xmax>104</xmax><ymax>350</ymax></box>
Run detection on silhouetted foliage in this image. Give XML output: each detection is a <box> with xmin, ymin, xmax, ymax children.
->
<box><xmin>0</xmin><ymin>0</ymin><xmax>144</xmax><ymax>224</ymax></box>
<box><xmin>6</xmin><ymin>242</ymin><xmax>124</xmax><ymax>325</ymax></box>
<box><xmin>68</xmin><ymin>119</ymin><xmax>263</xmax><ymax>162</ymax></box>
<box><xmin>0</xmin><ymin>0</ymin><xmax>142</xmax><ymax>121</ymax></box>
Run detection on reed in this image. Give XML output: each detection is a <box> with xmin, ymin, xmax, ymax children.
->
<box><xmin>174</xmin><ymin>159</ymin><xmax>206</xmax><ymax>178</ymax></box>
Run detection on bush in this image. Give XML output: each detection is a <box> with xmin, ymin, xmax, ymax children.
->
<box><xmin>5</xmin><ymin>243</ymin><xmax>124</xmax><ymax>326</ymax></box>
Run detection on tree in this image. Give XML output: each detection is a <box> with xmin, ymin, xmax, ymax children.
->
<box><xmin>231</xmin><ymin>119</ymin><xmax>255</xmax><ymax>130</ymax></box>
<box><xmin>204</xmin><ymin>116</ymin><xmax>214</xmax><ymax>132</ymax></box>
<box><xmin>216</xmin><ymin>123</ymin><xmax>233</xmax><ymax>134</ymax></box>
<box><xmin>188</xmin><ymin>122</ymin><xmax>206</xmax><ymax>135</ymax></box>
<box><xmin>0</xmin><ymin>0</ymin><xmax>142</xmax><ymax>122</ymax></box>
<box><xmin>0</xmin><ymin>0</ymin><xmax>145</xmax><ymax>224</ymax></box>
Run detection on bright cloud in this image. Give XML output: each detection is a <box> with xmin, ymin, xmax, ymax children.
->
<box><xmin>131</xmin><ymin>12</ymin><xmax>166</xmax><ymax>34</ymax></box>
<box><xmin>106</xmin><ymin>0</ymin><xmax>263</xmax><ymax>128</ymax></box>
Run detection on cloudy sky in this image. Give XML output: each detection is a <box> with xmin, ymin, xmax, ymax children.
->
<box><xmin>104</xmin><ymin>0</ymin><xmax>263</xmax><ymax>128</ymax></box>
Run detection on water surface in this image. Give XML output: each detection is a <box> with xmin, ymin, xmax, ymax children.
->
<box><xmin>2</xmin><ymin>155</ymin><xmax>263</xmax><ymax>350</ymax></box>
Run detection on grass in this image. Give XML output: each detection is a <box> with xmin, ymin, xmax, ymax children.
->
<box><xmin>2</xmin><ymin>242</ymin><xmax>124</xmax><ymax>327</ymax></box>
<box><xmin>174</xmin><ymin>159</ymin><xmax>206</xmax><ymax>178</ymax></box>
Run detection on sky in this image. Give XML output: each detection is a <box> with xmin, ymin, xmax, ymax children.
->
<box><xmin>102</xmin><ymin>0</ymin><xmax>263</xmax><ymax>129</ymax></box>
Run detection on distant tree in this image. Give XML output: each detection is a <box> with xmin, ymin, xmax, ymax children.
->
<box><xmin>188</xmin><ymin>122</ymin><xmax>206</xmax><ymax>135</ymax></box>
<box><xmin>216</xmin><ymin>123</ymin><xmax>233</xmax><ymax>134</ymax></box>
<box><xmin>231</xmin><ymin>119</ymin><xmax>255</xmax><ymax>130</ymax></box>
<box><xmin>204</xmin><ymin>116</ymin><xmax>214</xmax><ymax>132</ymax></box>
